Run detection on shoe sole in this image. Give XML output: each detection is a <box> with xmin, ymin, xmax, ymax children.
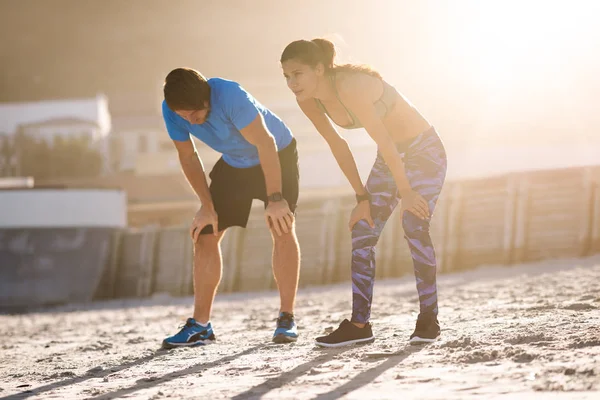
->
<box><xmin>272</xmin><ymin>334</ymin><xmax>298</xmax><ymax>344</ymax></box>
<box><xmin>409</xmin><ymin>336</ymin><xmax>438</xmax><ymax>345</ymax></box>
<box><xmin>315</xmin><ymin>336</ymin><xmax>375</xmax><ymax>348</ymax></box>
<box><xmin>161</xmin><ymin>338</ymin><xmax>215</xmax><ymax>349</ymax></box>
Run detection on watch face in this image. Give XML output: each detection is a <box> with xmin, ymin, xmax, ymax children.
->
<box><xmin>269</xmin><ymin>192</ymin><xmax>283</xmax><ymax>201</ymax></box>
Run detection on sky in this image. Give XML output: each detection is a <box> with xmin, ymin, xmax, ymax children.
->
<box><xmin>1</xmin><ymin>0</ymin><xmax>599</xmax><ymax>179</ymax></box>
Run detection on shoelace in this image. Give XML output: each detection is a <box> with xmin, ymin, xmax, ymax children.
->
<box><xmin>178</xmin><ymin>319</ymin><xmax>199</xmax><ymax>333</ymax></box>
<box><xmin>277</xmin><ymin>315</ymin><xmax>294</xmax><ymax>329</ymax></box>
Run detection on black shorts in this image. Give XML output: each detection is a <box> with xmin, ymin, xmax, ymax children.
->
<box><xmin>200</xmin><ymin>138</ymin><xmax>299</xmax><ymax>234</ymax></box>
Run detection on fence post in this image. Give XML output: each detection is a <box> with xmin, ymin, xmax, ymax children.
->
<box><xmin>442</xmin><ymin>182</ymin><xmax>463</xmax><ymax>272</ymax></box>
<box><xmin>590</xmin><ymin>168</ymin><xmax>600</xmax><ymax>255</ymax></box>
<box><xmin>93</xmin><ymin>229</ymin><xmax>123</xmax><ymax>300</ymax></box>
<box><xmin>220</xmin><ymin>226</ymin><xmax>243</xmax><ymax>293</ymax></box>
<box><xmin>431</xmin><ymin>188</ymin><xmax>450</xmax><ymax>274</ymax></box>
<box><xmin>321</xmin><ymin>198</ymin><xmax>340</xmax><ymax>284</ymax></box>
<box><xmin>331</xmin><ymin>196</ymin><xmax>354</xmax><ymax>283</ymax></box>
<box><xmin>579</xmin><ymin>167</ymin><xmax>595</xmax><ymax>256</ymax></box>
<box><xmin>138</xmin><ymin>226</ymin><xmax>158</xmax><ymax>297</ymax></box>
<box><xmin>180</xmin><ymin>227</ymin><xmax>194</xmax><ymax>296</ymax></box>
<box><xmin>503</xmin><ymin>175</ymin><xmax>519</xmax><ymax>264</ymax></box>
<box><xmin>510</xmin><ymin>174</ymin><xmax>530</xmax><ymax>264</ymax></box>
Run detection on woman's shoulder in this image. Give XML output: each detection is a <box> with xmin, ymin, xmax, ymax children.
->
<box><xmin>334</xmin><ymin>69</ymin><xmax>384</xmax><ymax>100</ymax></box>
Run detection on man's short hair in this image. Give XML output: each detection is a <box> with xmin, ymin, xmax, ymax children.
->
<box><xmin>163</xmin><ymin>68</ymin><xmax>211</xmax><ymax>111</ymax></box>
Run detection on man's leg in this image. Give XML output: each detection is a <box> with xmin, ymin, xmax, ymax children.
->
<box><xmin>193</xmin><ymin>229</ymin><xmax>226</xmax><ymax>323</ymax></box>
<box><xmin>161</xmin><ymin>229</ymin><xmax>225</xmax><ymax>349</ymax></box>
<box><xmin>266</xmin><ymin>139</ymin><xmax>301</xmax><ymax>343</ymax></box>
<box><xmin>191</xmin><ymin>157</ymin><xmax>253</xmax><ymax>323</ymax></box>
<box><xmin>271</xmin><ymin>220</ymin><xmax>300</xmax><ymax>314</ymax></box>
<box><xmin>270</xmin><ymin>220</ymin><xmax>300</xmax><ymax>343</ymax></box>
<box><xmin>163</xmin><ymin>156</ymin><xmax>252</xmax><ymax>349</ymax></box>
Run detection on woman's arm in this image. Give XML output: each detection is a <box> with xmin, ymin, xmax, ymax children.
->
<box><xmin>337</xmin><ymin>75</ymin><xmax>429</xmax><ymax>220</ymax></box>
<box><xmin>297</xmin><ymin>98</ymin><xmax>368</xmax><ymax>197</ymax></box>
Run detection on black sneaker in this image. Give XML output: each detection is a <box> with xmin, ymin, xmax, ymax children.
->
<box><xmin>409</xmin><ymin>312</ymin><xmax>440</xmax><ymax>345</ymax></box>
<box><xmin>315</xmin><ymin>319</ymin><xmax>375</xmax><ymax>348</ymax></box>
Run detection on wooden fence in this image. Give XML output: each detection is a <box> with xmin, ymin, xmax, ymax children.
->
<box><xmin>95</xmin><ymin>165</ymin><xmax>600</xmax><ymax>299</ymax></box>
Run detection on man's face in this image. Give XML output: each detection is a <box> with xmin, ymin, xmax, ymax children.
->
<box><xmin>175</xmin><ymin>102</ymin><xmax>210</xmax><ymax>124</ymax></box>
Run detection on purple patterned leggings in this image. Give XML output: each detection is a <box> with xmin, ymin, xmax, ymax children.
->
<box><xmin>351</xmin><ymin>126</ymin><xmax>447</xmax><ymax>323</ymax></box>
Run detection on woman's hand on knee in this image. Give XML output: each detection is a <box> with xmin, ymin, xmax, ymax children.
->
<box><xmin>349</xmin><ymin>201</ymin><xmax>375</xmax><ymax>231</ymax></box>
<box><xmin>401</xmin><ymin>190</ymin><xmax>430</xmax><ymax>220</ymax></box>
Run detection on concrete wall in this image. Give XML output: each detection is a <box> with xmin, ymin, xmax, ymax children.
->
<box><xmin>0</xmin><ymin>227</ymin><xmax>115</xmax><ymax>310</ymax></box>
<box><xmin>0</xmin><ymin>189</ymin><xmax>125</xmax><ymax>310</ymax></box>
<box><xmin>0</xmin><ymin>189</ymin><xmax>126</xmax><ymax>228</ymax></box>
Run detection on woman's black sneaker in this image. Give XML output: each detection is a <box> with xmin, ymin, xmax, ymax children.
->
<box><xmin>409</xmin><ymin>312</ymin><xmax>440</xmax><ymax>345</ymax></box>
<box><xmin>315</xmin><ymin>319</ymin><xmax>375</xmax><ymax>348</ymax></box>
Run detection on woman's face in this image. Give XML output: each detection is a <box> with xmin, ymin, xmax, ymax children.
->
<box><xmin>281</xmin><ymin>58</ymin><xmax>324</xmax><ymax>101</ymax></box>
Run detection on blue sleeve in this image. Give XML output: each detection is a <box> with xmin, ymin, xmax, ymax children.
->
<box><xmin>162</xmin><ymin>100</ymin><xmax>190</xmax><ymax>141</ymax></box>
<box><xmin>221</xmin><ymin>82</ymin><xmax>259</xmax><ymax>131</ymax></box>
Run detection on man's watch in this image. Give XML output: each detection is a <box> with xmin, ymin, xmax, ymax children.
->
<box><xmin>268</xmin><ymin>192</ymin><xmax>284</xmax><ymax>202</ymax></box>
<box><xmin>355</xmin><ymin>191</ymin><xmax>371</xmax><ymax>204</ymax></box>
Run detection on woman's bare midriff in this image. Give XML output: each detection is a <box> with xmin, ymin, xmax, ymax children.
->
<box><xmin>382</xmin><ymin>96</ymin><xmax>431</xmax><ymax>144</ymax></box>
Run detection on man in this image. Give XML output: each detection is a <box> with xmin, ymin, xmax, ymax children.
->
<box><xmin>160</xmin><ymin>68</ymin><xmax>301</xmax><ymax>348</ymax></box>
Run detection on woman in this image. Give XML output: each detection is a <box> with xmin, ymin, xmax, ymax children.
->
<box><xmin>280</xmin><ymin>39</ymin><xmax>447</xmax><ymax>347</ymax></box>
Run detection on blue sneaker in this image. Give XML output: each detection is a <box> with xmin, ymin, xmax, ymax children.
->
<box><xmin>162</xmin><ymin>318</ymin><xmax>216</xmax><ymax>349</ymax></box>
<box><xmin>272</xmin><ymin>312</ymin><xmax>298</xmax><ymax>343</ymax></box>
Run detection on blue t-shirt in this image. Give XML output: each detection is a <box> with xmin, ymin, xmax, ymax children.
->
<box><xmin>162</xmin><ymin>78</ymin><xmax>293</xmax><ymax>168</ymax></box>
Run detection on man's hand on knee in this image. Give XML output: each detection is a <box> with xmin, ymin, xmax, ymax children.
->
<box><xmin>190</xmin><ymin>206</ymin><xmax>219</xmax><ymax>242</ymax></box>
<box><xmin>265</xmin><ymin>199</ymin><xmax>294</xmax><ymax>237</ymax></box>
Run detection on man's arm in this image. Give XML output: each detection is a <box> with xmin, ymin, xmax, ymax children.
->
<box><xmin>173</xmin><ymin>139</ymin><xmax>214</xmax><ymax>210</ymax></box>
<box><xmin>222</xmin><ymin>81</ymin><xmax>292</xmax><ymax>235</ymax></box>
<box><xmin>239</xmin><ymin>114</ymin><xmax>293</xmax><ymax>236</ymax></box>
<box><xmin>238</xmin><ymin>114</ymin><xmax>282</xmax><ymax>198</ymax></box>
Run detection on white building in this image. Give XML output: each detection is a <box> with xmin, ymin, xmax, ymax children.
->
<box><xmin>0</xmin><ymin>94</ymin><xmax>112</xmax><ymax>173</ymax></box>
<box><xmin>110</xmin><ymin>115</ymin><xmax>176</xmax><ymax>174</ymax></box>
<box><xmin>18</xmin><ymin>118</ymin><xmax>104</xmax><ymax>144</ymax></box>
<box><xmin>0</xmin><ymin>94</ymin><xmax>111</xmax><ymax>139</ymax></box>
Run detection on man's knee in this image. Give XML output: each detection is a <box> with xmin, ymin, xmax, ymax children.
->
<box><xmin>194</xmin><ymin>231</ymin><xmax>225</xmax><ymax>253</ymax></box>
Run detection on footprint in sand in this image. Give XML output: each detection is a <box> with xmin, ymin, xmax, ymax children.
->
<box><xmin>562</xmin><ymin>303</ymin><xmax>597</xmax><ymax>311</ymax></box>
<box><xmin>439</xmin><ymin>336</ymin><xmax>480</xmax><ymax>349</ymax></box>
<box><xmin>504</xmin><ymin>333</ymin><xmax>555</xmax><ymax>345</ymax></box>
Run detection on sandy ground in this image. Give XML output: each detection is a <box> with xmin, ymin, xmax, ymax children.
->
<box><xmin>1</xmin><ymin>256</ymin><xmax>599</xmax><ymax>400</ymax></box>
